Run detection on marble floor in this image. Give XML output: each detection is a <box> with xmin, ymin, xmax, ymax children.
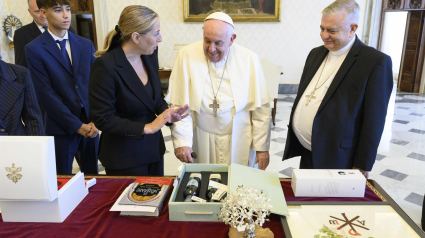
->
<box><xmin>74</xmin><ymin>86</ymin><xmax>425</xmax><ymax>228</ymax></box>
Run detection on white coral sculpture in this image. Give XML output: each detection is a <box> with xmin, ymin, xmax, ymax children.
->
<box><xmin>219</xmin><ymin>185</ymin><xmax>272</xmax><ymax>238</ymax></box>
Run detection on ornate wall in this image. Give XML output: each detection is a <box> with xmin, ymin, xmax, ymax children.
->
<box><xmin>95</xmin><ymin>0</ymin><xmax>366</xmax><ymax>84</ymax></box>
<box><xmin>1</xmin><ymin>0</ymin><xmax>367</xmax><ymax>85</ymax></box>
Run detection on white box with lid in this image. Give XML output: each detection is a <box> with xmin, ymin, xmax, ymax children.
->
<box><xmin>0</xmin><ymin>136</ymin><xmax>88</xmax><ymax>222</ymax></box>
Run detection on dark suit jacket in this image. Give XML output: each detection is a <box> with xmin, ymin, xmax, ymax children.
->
<box><xmin>14</xmin><ymin>21</ymin><xmax>75</xmax><ymax>68</ymax></box>
<box><xmin>89</xmin><ymin>47</ymin><xmax>168</xmax><ymax>169</ymax></box>
<box><xmin>0</xmin><ymin>60</ymin><xmax>44</xmax><ymax>135</ymax></box>
<box><xmin>283</xmin><ymin>36</ymin><xmax>393</xmax><ymax>171</ymax></box>
<box><xmin>422</xmin><ymin>195</ymin><xmax>424</xmax><ymax>230</ymax></box>
<box><xmin>25</xmin><ymin>30</ymin><xmax>96</xmax><ymax>135</ymax></box>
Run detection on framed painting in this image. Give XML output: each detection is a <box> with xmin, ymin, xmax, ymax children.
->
<box><xmin>281</xmin><ymin>204</ymin><xmax>424</xmax><ymax>237</ymax></box>
<box><xmin>278</xmin><ymin>180</ymin><xmax>425</xmax><ymax>238</ymax></box>
<box><xmin>183</xmin><ymin>0</ymin><xmax>281</xmax><ymax>22</ymax></box>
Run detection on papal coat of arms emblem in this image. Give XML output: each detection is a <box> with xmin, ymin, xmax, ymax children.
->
<box><xmin>6</xmin><ymin>163</ymin><xmax>22</xmax><ymax>184</ymax></box>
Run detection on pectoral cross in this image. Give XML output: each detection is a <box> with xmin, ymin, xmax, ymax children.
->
<box><xmin>305</xmin><ymin>90</ymin><xmax>316</xmax><ymax>106</ymax></box>
<box><xmin>209</xmin><ymin>98</ymin><xmax>220</xmax><ymax>117</ymax></box>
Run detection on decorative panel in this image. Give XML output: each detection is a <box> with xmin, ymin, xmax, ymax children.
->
<box><xmin>404</xmin><ymin>0</ymin><xmax>425</xmax><ymax>10</ymax></box>
<box><xmin>383</xmin><ymin>0</ymin><xmax>405</xmax><ymax>10</ymax></box>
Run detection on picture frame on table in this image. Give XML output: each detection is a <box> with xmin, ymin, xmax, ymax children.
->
<box><xmin>279</xmin><ymin>180</ymin><xmax>425</xmax><ymax>238</ymax></box>
<box><xmin>183</xmin><ymin>0</ymin><xmax>281</xmax><ymax>23</ymax></box>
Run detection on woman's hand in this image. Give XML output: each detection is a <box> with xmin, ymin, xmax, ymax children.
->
<box><xmin>143</xmin><ymin>106</ymin><xmax>174</xmax><ymax>134</ymax></box>
<box><xmin>168</xmin><ymin>104</ymin><xmax>190</xmax><ymax>123</ymax></box>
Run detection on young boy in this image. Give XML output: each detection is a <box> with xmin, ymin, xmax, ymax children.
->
<box><xmin>26</xmin><ymin>0</ymin><xmax>99</xmax><ymax>174</ymax></box>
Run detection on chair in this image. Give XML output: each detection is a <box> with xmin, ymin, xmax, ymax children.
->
<box><xmin>260</xmin><ymin>59</ymin><xmax>282</xmax><ymax>126</ymax></box>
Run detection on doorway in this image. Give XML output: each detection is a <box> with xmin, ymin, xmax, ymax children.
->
<box><xmin>379</xmin><ymin>7</ymin><xmax>425</xmax><ymax>93</ymax></box>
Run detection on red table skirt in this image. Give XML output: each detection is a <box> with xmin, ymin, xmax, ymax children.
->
<box><xmin>0</xmin><ymin>179</ymin><xmax>384</xmax><ymax>238</ymax></box>
<box><xmin>0</xmin><ymin>178</ymin><xmax>285</xmax><ymax>238</ymax></box>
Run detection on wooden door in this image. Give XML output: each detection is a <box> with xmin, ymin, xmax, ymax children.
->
<box><xmin>68</xmin><ymin>0</ymin><xmax>97</xmax><ymax>50</ymax></box>
<box><xmin>399</xmin><ymin>11</ymin><xmax>425</xmax><ymax>92</ymax></box>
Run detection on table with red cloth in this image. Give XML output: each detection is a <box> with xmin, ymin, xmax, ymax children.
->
<box><xmin>0</xmin><ymin>177</ymin><xmax>386</xmax><ymax>238</ymax></box>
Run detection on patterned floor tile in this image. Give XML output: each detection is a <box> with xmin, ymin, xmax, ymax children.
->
<box><xmin>375</xmin><ymin>154</ymin><xmax>386</xmax><ymax>161</ymax></box>
<box><xmin>393</xmin><ymin>120</ymin><xmax>409</xmax><ymax>124</ymax></box>
<box><xmin>409</xmin><ymin>129</ymin><xmax>425</xmax><ymax>134</ymax></box>
<box><xmin>404</xmin><ymin>192</ymin><xmax>424</xmax><ymax>206</ymax></box>
<box><xmin>380</xmin><ymin>169</ymin><xmax>409</xmax><ymax>181</ymax></box>
<box><xmin>271</xmin><ymin>127</ymin><xmax>285</xmax><ymax>132</ymax></box>
<box><xmin>271</xmin><ymin>137</ymin><xmax>286</xmax><ymax>144</ymax></box>
<box><xmin>403</xmin><ymin>94</ymin><xmax>425</xmax><ymax>98</ymax></box>
<box><xmin>274</xmin><ymin>150</ymin><xmax>284</xmax><ymax>157</ymax></box>
<box><xmin>407</xmin><ymin>152</ymin><xmax>425</xmax><ymax>162</ymax></box>
<box><xmin>279</xmin><ymin>167</ymin><xmax>295</xmax><ymax>177</ymax></box>
<box><xmin>390</xmin><ymin>139</ymin><xmax>410</xmax><ymax>146</ymax></box>
<box><xmin>395</xmin><ymin>99</ymin><xmax>425</xmax><ymax>104</ymax></box>
<box><xmin>277</xmin><ymin>97</ymin><xmax>295</xmax><ymax>103</ymax></box>
<box><xmin>409</xmin><ymin>113</ymin><xmax>425</xmax><ymax>117</ymax></box>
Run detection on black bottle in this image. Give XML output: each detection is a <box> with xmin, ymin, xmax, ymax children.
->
<box><xmin>206</xmin><ymin>174</ymin><xmax>222</xmax><ymax>201</ymax></box>
<box><xmin>184</xmin><ymin>173</ymin><xmax>202</xmax><ymax>202</ymax></box>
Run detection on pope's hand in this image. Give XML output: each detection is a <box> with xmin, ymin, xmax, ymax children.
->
<box><xmin>168</xmin><ymin>104</ymin><xmax>190</xmax><ymax>123</ymax></box>
<box><xmin>144</xmin><ymin>106</ymin><xmax>174</xmax><ymax>134</ymax></box>
<box><xmin>255</xmin><ymin>151</ymin><xmax>269</xmax><ymax>170</ymax></box>
<box><xmin>175</xmin><ymin>146</ymin><xmax>193</xmax><ymax>163</ymax></box>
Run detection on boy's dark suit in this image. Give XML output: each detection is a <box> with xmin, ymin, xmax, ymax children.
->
<box><xmin>14</xmin><ymin>22</ymin><xmax>75</xmax><ymax>122</ymax></box>
<box><xmin>14</xmin><ymin>21</ymin><xmax>75</xmax><ymax>68</ymax></box>
<box><xmin>26</xmin><ymin>30</ymin><xmax>98</xmax><ymax>174</ymax></box>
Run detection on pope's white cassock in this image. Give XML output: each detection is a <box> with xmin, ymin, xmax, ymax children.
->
<box><xmin>165</xmin><ymin>41</ymin><xmax>272</xmax><ymax>167</ymax></box>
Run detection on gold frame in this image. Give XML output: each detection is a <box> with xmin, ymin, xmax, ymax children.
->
<box><xmin>183</xmin><ymin>0</ymin><xmax>281</xmax><ymax>23</ymax></box>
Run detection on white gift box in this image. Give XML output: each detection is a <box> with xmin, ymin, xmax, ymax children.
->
<box><xmin>291</xmin><ymin>169</ymin><xmax>366</xmax><ymax>197</ymax></box>
<box><xmin>0</xmin><ymin>136</ymin><xmax>88</xmax><ymax>223</ymax></box>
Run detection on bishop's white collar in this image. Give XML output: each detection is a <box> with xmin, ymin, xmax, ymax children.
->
<box><xmin>329</xmin><ymin>36</ymin><xmax>356</xmax><ymax>57</ymax></box>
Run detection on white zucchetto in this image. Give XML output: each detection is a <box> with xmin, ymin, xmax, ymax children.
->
<box><xmin>204</xmin><ymin>12</ymin><xmax>234</xmax><ymax>28</ymax></box>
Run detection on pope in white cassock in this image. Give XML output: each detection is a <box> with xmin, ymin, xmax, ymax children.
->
<box><xmin>165</xmin><ymin>12</ymin><xmax>272</xmax><ymax>170</ymax></box>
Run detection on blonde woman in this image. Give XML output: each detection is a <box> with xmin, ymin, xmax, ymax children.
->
<box><xmin>89</xmin><ymin>5</ymin><xmax>188</xmax><ymax>176</ymax></box>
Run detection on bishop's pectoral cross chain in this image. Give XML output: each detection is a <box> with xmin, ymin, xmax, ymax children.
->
<box><xmin>209</xmin><ymin>98</ymin><xmax>220</xmax><ymax>117</ymax></box>
<box><xmin>304</xmin><ymin>54</ymin><xmax>334</xmax><ymax>106</ymax></box>
<box><xmin>305</xmin><ymin>89</ymin><xmax>316</xmax><ymax>106</ymax></box>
